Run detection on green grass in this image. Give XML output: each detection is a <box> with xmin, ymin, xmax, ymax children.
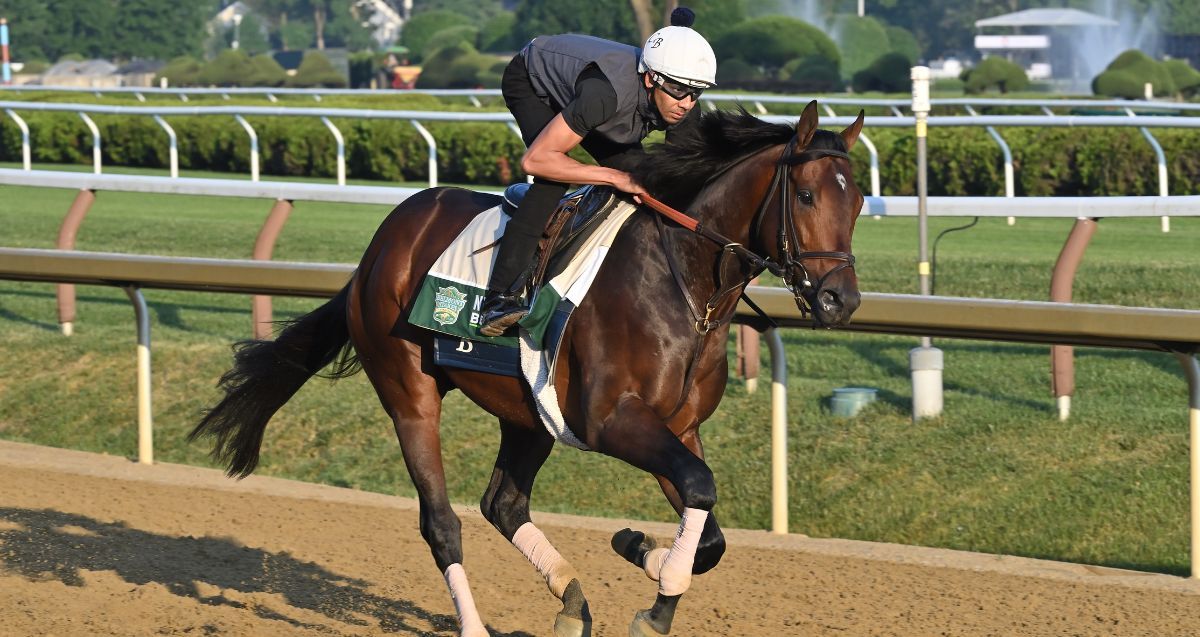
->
<box><xmin>1</xmin><ymin>179</ymin><xmax>1197</xmax><ymax>575</ymax></box>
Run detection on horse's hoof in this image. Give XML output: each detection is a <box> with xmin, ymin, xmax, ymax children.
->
<box><xmin>629</xmin><ymin>609</ymin><xmax>669</xmax><ymax>637</ymax></box>
<box><xmin>554</xmin><ymin>579</ymin><xmax>592</xmax><ymax>637</ymax></box>
<box><xmin>554</xmin><ymin>612</ymin><xmax>591</xmax><ymax>637</ymax></box>
<box><xmin>611</xmin><ymin>528</ymin><xmax>657</xmax><ymax>567</ymax></box>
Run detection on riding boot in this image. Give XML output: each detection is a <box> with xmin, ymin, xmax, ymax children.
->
<box><xmin>480</xmin><ymin>179</ymin><xmax>565</xmax><ymax>337</ymax></box>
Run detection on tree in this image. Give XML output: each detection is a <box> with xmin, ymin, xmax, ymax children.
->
<box><xmin>713</xmin><ymin>16</ymin><xmax>839</xmax><ymax>70</ymax></box>
<box><xmin>413</xmin><ymin>0</ymin><xmax>505</xmax><ymax>23</ymax></box>
<box><xmin>111</xmin><ymin>0</ymin><xmax>213</xmax><ymax>60</ymax></box>
<box><xmin>287</xmin><ymin>50</ymin><xmax>348</xmax><ymax>86</ymax></box>
<box><xmin>402</xmin><ymin>10</ymin><xmax>473</xmax><ymax>60</ymax></box>
<box><xmin>833</xmin><ymin>14</ymin><xmax>891</xmax><ymax>80</ymax></box>
<box><xmin>513</xmin><ymin>0</ymin><xmax>640</xmax><ymax>46</ymax></box>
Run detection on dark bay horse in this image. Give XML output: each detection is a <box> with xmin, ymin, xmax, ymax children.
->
<box><xmin>191</xmin><ymin>101</ymin><xmax>864</xmax><ymax>637</ymax></box>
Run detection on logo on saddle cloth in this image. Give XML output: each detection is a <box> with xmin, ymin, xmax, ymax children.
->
<box><xmin>432</xmin><ymin>286</ymin><xmax>469</xmax><ymax>326</ymax></box>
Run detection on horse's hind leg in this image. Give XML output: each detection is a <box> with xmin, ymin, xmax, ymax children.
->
<box><xmin>481</xmin><ymin>421</ymin><xmax>591</xmax><ymax>637</ymax></box>
<box><xmin>361</xmin><ymin>357</ymin><xmax>489</xmax><ymax>637</ymax></box>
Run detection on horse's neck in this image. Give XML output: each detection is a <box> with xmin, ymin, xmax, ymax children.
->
<box><xmin>646</xmin><ymin>150</ymin><xmax>776</xmax><ymax>310</ymax></box>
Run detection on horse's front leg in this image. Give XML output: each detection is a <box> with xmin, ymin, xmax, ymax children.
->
<box><xmin>481</xmin><ymin>420</ymin><xmax>592</xmax><ymax>637</ymax></box>
<box><xmin>594</xmin><ymin>397</ymin><xmax>718</xmax><ymax>636</ymax></box>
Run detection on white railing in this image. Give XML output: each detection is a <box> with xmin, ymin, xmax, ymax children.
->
<box><xmin>3</xmin><ymin>99</ymin><xmax>1198</xmax><ymax>197</ymax></box>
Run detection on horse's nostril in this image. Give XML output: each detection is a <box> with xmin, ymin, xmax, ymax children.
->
<box><xmin>819</xmin><ymin>289</ymin><xmax>842</xmax><ymax>313</ymax></box>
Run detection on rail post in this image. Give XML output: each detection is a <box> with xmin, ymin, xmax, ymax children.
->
<box><xmin>1049</xmin><ymin>217</ymin><xmax>1098</xmax><ymax>420</ymax></box>
<box><xmin>55</xmin><ymin>189</ymin><xmax>97</xmax><ymax>336</ymax></box>
<box><xmin>1124</xmin><ymin>107</ymin><xmax>1170</xmax><ymax>233</ymax></box>
<box><xmin>766</xmin><ymin>328</ymin><xmax>788</xmax><ymax>534</ymax></box>
<box><xmin>152</xmin><ymin>115</ymin><xmax>178</xmax><ymax>178</ymax></box>
<box><xmin>964</xmin><ymin>105</ymin><xmax>1015</xmax><ymax>225</ymax></box>
<box><xmin>411</xmin><ymin>120</ymin><xmax>437</xmax><ymax>188</ymax></box>
<box><xmin>4</xmin><ymin>107</ymin><xmax>30</xmax><ymax>170</ymax></box>
<box><xmin>321</xmin><ymin>116</ymin><xmax>346</xmax><ymax>186</ymax></box>
<box><xmin>78</xmin><ymin>112</ymin><xmax>101</xmax><ymax>174</ymax></box>
<box><xmin>1180</xmin><ymin>352</ymin><xmax>1200</xmax><ymax>578</ymax></box>
<box><xmin>123</xmin><ymin>285</ymin><xmax>154</xmax><ymax>465</ymax></box>
<box><xmin>910</xmin><ymin>65</ymin><xmax>943</xmax><ymax>420</ymax></box>
<box><xmin>251</xmin><ymin>199</ymin><xmax>295</xmax><ymax>339</ymax></box>
<box><xmin>234</xmin><ymin>115</ymin><xmax>260</xmax><ymax>181</ymax></box>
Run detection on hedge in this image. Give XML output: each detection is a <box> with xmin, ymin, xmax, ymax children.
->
<box><xmin>3</xmin><ymin>112</ymin><xmax>1200</xmax><ymax>195</ymax></box>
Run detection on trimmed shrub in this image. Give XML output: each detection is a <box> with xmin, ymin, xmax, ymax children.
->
<box><xmin>286</xmin><ymin>51</ymin><xmax>348</xmax><ymax>88</ymax></box>
<box><xmin>714</xmin><ymin>16</ymin><xmax>839</xmax><ymax>71</ymax></box>
<box><xmin>197</xmin><ymin>50</ymin><xmax>256</xmax><ymax>87</ymax></box>
<box><xmin>414</xmin><ymin>42</ymin><xmax>476</xmax><ymax>88</ymax></box>
<box><xmin>422</xmin><ymin>25</ymin><xmax>481</xmax><ymax>61</ymax></box>
<box><xmin>1164</xmin><ymin>58</ymin><xmax>1200</xmax><ymax>97</ymax></box>
<box><xmin>155</xmin><ymin>56</ymin><xmax>203</xmax><ymax>88</ymax></box>
<box><xmin>833</xmin><ymin>15</ymin><xmax>891</xmax><ymax>80</ymax></box>
<box><xmin>479</xmin><ymin>13</ymin><xmax>519</xmax><ymax>53</ymax></box>
<box><xmin>963</xmin><ymin>56</ymin><xmax>1029</xmax><ymax>94</ymax></box>
<box><xmin>248</xmin><ymin>54</ymin><xmax>287</xmax><ymax>88</ymax></box>
<box><xmin>851</xmin><ymin>52</ymin><xmax>911</xmax><ymax>94</ymax></box>
<box><xmin>1093</xmin><ymin>49</ymin><xmax>1175</xmax><ymax>98</ymax></box>
<box><xmin>779</xmin><ymin>56</ymin><xmax>844</xmax><ymax>92</ymax></box>
<box><xmin>716</xmin><ymin>57</ymin><xmax>765</xmax><ymax>84</ymax></box>
<box><xmin>885</xmin><ymin>26</ymin><xmax>920</xmax><ymax>65</ymax></box>
<box><xmin>402</xmin><ymin>10</ymin><xmax>473</xmax><ymax>62</ymax></box>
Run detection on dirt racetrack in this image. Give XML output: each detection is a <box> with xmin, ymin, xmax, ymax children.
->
<box><xmin>2</xmin><ymin>440</ymin><xmax>1200</xmax><ymax>637</ymax></box>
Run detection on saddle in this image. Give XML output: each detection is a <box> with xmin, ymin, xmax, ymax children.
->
<box><xmin>500</xmin><ymin>183</ymin><xmax>620</xmax><ymax>291</ymax></box>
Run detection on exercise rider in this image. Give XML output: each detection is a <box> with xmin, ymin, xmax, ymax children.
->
<box><xmin>479</xmin><ymin>8</ymin><xmax>718</xmax><ymax>337</ymax></box>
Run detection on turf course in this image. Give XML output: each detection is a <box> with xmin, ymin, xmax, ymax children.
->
<box><xmin>1</xmin><ymin>171</ymin><xmax>1198</xmax><ymax>575</ymax></box>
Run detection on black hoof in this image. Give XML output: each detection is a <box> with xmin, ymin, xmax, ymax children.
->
<box><xmin>611</xmin><ymin>528</ymin><xmax>657</xmax><ymax>568</ymax></box>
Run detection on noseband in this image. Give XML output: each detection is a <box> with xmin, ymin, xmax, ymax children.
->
<box><xmin>748</xmin><ymin>138</ymin><xmax>856</xmax><ymax>316</ymax></box>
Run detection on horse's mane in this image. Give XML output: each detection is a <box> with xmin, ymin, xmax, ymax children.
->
<box><xmin>632</xmin><ymin>107</ymin><xmax>847</xmax><ymax>209</ymax></box>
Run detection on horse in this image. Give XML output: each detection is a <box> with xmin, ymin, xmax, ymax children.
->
<box><xmin>190</xmin><ymin>100</ymin><xmax>865</xmax><ymax>637</ymax></box>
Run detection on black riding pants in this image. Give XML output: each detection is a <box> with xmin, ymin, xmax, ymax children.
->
<box><xmin>490</xmin><ymin>54</ymin><xmax>645</xmax><ymax>293</ymax></box>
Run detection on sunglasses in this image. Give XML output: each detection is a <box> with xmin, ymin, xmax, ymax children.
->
<box><xmin>651</xmin><ymin>72</ymin><xmax>706</xmax><ymax>102</ymax></box>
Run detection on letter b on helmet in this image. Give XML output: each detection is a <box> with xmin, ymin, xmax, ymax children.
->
<box><xmin>638</xmin><ymin>26</ymin><xmax>717</xmax><ymax>88</ymax></box>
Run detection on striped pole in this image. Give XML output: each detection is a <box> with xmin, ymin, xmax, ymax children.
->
<box><xmin>1</xmin><ymin>18</ymin><xmax>11</xmax><ymax>86</ymax></box>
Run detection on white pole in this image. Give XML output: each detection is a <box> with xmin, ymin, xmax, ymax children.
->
<box><xmin>766</xmin><ymin>328</ymin><xmax>788</xmax><ymax>534</ymax></box>
<box><xmin>78</xmin><ymin>112</ymin><xmax>101</xmax><ymax>174</ymax></box>
<box><xmin>411</xmin><ymin>120</ymin><xmax>438</xmax><ymax>188</ymax></box>
<box><xmin>321</xmin><ymin>116</ymin><xmax>346</xmax><ymax>186</ymax></box>
<box><xmin>124</xmin><ymin>286</ymin><xmax>153</xmax><ymax>465</ymax></box>
<box><xmin>234</xmin><ymin>115</ymin><xmax>260</xmax><ymax>182</ymax></box>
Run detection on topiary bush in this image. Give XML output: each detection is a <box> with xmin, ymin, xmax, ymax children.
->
<box><xmin>248</xmin><ymin>54</ymin><xmax>287</xmax><ymax>87</ymax></box>
<box><xmin>1164</xmin><ymin>58</ymin><xmax>1200</xmax><ymax>97</ymax></box>
<box><xmin>715</xmin><ymin>57</ymin><xmax>765</xmax><ymax>85</ymax></box>
<box><xmin>851</xmin><ymin>52</ymin><xmax>911</xmax><ymax>94</ymax></box>
<box><xmin>962</xmin><ymin>56</ymin><xmax>1029</xmax><ymax>94</ymax></box>
<box><xmin>1092</xmin><ymin>49</ymin><xmax>1176</xmax><ymax>98</ymax></box>
<box><xmin>402</xmin><ymin>10</ymin><xmax>474</xmax><ymax>62</ymax></box>
<box><xmin>197</xmin><ymin>50</ymin><xmax>257</xmax><ymax>87</ymax></box>
<box><xmin>286</xmin><ymin>51</ymin><xmax>348</xmax><ymax>88</ymax></box>
<box><xmin>714</xmin><ymin>16</ymin><xmax>839</xmax><ymax>71</ymax></box>
<box><xmin>778</xmin><ymin>56</ymin><xmax>843</xmax><ymax>92</ymax></box>
<box><xmin>155</xmin><ymin>56</ymin><xmax>204</xmax><ymax>88</ymax></box>
<box><xmin>421</xmin><ymin>25</ymin><xmax>481</xmax><ymax>61</ymax></box>
<box><xmin>833</xmin><ymin>14</ymin><xmax>891</xmax><ymax>80</ymax></box>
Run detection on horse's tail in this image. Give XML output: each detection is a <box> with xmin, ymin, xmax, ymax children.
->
<box><xmin>189</xmin><ymin>284</ymin><xmax>360</xmax><ymax>478</ymax></box>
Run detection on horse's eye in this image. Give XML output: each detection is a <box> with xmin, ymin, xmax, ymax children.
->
<box><xmin>797</xmin><ymin>190</ymin><xmax>814</xmax><ymax>206</ymax></box>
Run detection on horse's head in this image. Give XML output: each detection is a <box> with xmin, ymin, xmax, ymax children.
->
<box><xmin>753</xmin><ymin>101</ymin><xmax>864</xmax><ymax>327</ymax></box>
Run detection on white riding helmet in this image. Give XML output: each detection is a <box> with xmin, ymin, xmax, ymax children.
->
<box><xmin>638</xmin><ymin>25</ymin><xmax>717</xmax><ymax>88</ymax></box>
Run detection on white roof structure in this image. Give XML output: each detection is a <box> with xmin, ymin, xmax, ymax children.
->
<box><xmin>975</xmin><ymin>8</ymin><xmax>1119</xmax><ymax>28</ymax></box>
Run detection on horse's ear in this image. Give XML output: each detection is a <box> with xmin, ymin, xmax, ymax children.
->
<box><xmin>796</xmin><ymin>100</ymin><xmax>819</xmax><ymax>148</ymax></box>
<box><xmin>841</xmin><ymin>110</ymin><xmax>865</xmax><ymax>151</ymax></box>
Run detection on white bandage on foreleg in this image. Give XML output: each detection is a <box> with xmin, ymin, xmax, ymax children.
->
<box><xmin>443</xmin><ymin>563</ymin><xmax>489</xmax><ymax>637</ymax></box>
<box><xmin>642</xmin><ymin>547</ymin><xmax>667</xmax><ymax>581</ymax></box>
<box><xmin>657</xmin><ymin>507</ymin><xmax>709</xmax><ymax>597</ymax></box>
<box><xmin>512</xmin><ymin>522</ymin><xmax>580</xmax><ymax>599</ymax></box>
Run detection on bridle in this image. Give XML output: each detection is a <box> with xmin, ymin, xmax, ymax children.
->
<box><xmin>647</xmin><ymin>134</ymin><xmax>857</xmax><ymax>334</ymax></box>
<box><xmin>749</xmin><ymin>138</ymin><xmax>857</xmax><ymax>315</ymax></box>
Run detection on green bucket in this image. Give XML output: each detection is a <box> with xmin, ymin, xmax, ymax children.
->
<box><xmin>830</xmin><ymin>387</ymin><xmax>878</xmax><ymax>418</ymax></box>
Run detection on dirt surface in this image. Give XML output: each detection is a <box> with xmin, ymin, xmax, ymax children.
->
<box><xmin>2</xmin><ymin>441</ymin><xmax>1199</xmax><ymax>637</ymax></box>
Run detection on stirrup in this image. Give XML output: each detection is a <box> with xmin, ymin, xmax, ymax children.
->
<box><xmin>479</xmin><ymin>293</ymin><xmax>528</xmax><ymax>337</ymax></box>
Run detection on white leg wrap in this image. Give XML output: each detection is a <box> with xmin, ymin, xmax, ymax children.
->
<box><xmin>642</xmin><ymin>547</ymin><xmax>667</xmax><ymax>582</ymax></box>
<box><xmin>512</xmin><ymin>522</ymin><xmax>579</xmax><ymax>599</ymax></box>
<box><xmin>443</xmin><ymin>563</ymin><xmax>489</xmax><ymax>637</ymax></box>
<box><xmin>657</xmin><ymin>507</ymin><xmax>709</xmax><ymax>597</ymax></box>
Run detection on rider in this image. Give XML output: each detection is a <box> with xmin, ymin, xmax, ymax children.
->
<box><xmin>478</xmin><ymin>7</ymin><xmax>718</xmax><ymax>337</ymax></box>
